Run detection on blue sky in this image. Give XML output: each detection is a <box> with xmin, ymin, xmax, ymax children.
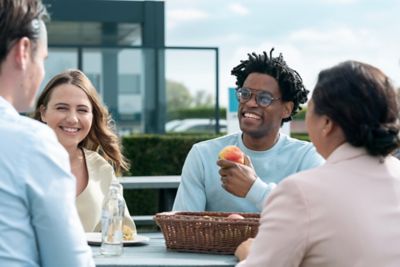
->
<box><xmin>164</xmin><ymin>0</ymin><xmax>400</xmax><ymax>107</ymax></box>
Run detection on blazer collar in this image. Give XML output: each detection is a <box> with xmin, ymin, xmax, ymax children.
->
<box><xmin>326</xmin><ymin>143</ymin><xmax>368</xmax><ymax>164</ymax></box>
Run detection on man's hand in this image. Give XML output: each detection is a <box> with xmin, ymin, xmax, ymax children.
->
<box><xmin>217</xmin><ymin>155</ymin><xmax>257</xmax><ymax>197</ymax></box>
<box><xmin>235</xmin><ymin>238</ymin><xmax>254</xmax><ymax>261</ymax></box>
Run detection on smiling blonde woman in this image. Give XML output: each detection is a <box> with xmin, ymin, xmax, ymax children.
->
<box><xmin>32</xmin><ymin>69</ymin><xmax>136</xmax><ymax>235</ymax></box>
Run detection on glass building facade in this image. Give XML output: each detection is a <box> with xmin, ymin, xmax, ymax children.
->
<box><xmin>42</xmin><ymin>0</ymin><xmax>220</xmax><ymax>135</ymax></box>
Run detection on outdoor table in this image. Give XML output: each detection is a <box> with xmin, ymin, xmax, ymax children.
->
<box><xmin>91</xmin><ymin>232</ymin><xmax>237</xmax><ymax>267</ymax></box>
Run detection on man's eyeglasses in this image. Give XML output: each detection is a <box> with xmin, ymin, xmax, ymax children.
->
<box><xmin>236</xmin><ymin>87</ymin><xmax>281</xmax><ymax>107</ymax></box>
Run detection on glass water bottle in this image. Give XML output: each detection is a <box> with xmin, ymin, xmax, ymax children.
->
<box><xmin>100</xmin><ymin>181</ymin><xmax>125</xmax><ymax>256</ymax></box>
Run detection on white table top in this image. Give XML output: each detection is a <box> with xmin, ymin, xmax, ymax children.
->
<box><xmin>91</xmin><ymin>232</ymin><xmax>237</xmax><ymax>267</ymax></box>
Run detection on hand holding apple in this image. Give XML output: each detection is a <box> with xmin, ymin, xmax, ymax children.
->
<box><xmin>218</xmin><ymin>146</ymin><xmax>245</xmax><ymax>164</ymax></box>
<box><xmin>217</xmin><ymin>146</ymin><xmax>257</xmax><ymax>198</ymax></box>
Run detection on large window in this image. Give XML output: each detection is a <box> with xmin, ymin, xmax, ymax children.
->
<box><xmin>83</xmin><ymin>48</ymin><xmax>145</xmax><ymax>134</ymax></box>
<box><xmin>44</xmin><ymin>46</ymin><xmax>219</xmax><ymax>135</ymax></box>
<box><xmin>41</xmin><ymin>48</ymin><xmax>78</xmax><ymax>93</ymax></box>
<box><xmin>165</xmin><ymin>48</ymin><xmax>221</xmax><ymax>134</ymax></box>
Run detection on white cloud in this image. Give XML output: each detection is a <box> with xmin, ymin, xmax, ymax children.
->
<box><xmin>207</xmin><ymin>33</ymin><xmax>247</xmax><ymax>44</ymax></box>
<box><xmin>289</xmin><ymin>28</ymin><xmax>357</xmax><ymax>44</ymax></box>
<box><xmin>167</xmin><ymin>8</ymin><xmax>209</xmax><ymax>29</ymax></box>
<box><xmin>218</xmin><ymin>25</ymin><xmax>400</xmax><ymax>108</ymax></box>
<box><xmin>164</xmin><ymin>0</ymin><xmax>400</xmax><ymax>107</ymax></box>
<box><xmin>168</xmin><ymin>9</ymin><xmax>208</xmax><ymax>21</ymax></box>
<box><xmin>228</xmin><ymin>3</ymin><xmax>249</xmax><ymax>16</ymax></box>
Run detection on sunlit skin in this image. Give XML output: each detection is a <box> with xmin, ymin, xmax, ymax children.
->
<box><xmin>305</xmin><ymin>99</ymin><xmax>346</xmax><ymax>159</ymax></box>
<box><xmin>24</xmin><ymin>21</ymin><xmax>48</xmax><ymax>110</ymax></box>
<box><xmin>40</xmin><ymin>84</ymin><xmax>93</xmax><ymax>195</ymax></box>
<box><xmin>305</xmin><ymin>100</ymin><xmax>324</xmax><ymax>156</ymax></box>
<box><xmin>235</xmin><ymin>238</ymin><xmax>254</xmax><ymax>261</ymax></box>
<box><xmin>0</xmin><ymin>21</ymin><xmax>48</xmax><ymax>112</ymax></box>
<box><xmin>238</xmin><ymin>73</ymin><xmax>293</xmax><ymax>151</ymax></box>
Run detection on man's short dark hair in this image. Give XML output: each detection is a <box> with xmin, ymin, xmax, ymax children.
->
<box><xmin>0</xmin><ymin>0</ymin><xmax>48</xmax><ymax>65</ymax></box>
<box><xmin>231</xmin><ymin>48</ymin><xmax>308</xmax><ymax>123</ymax></box>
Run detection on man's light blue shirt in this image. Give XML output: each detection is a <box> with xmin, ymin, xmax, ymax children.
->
<box><xmin>0</xmin><ymin>97</ymin><xmax>94</xmax><ymax>267</ymax></box>
<box><xmin>173</xmin><ymin>132</ymin><xmax>324</xmax><ymax>212</ymax></box>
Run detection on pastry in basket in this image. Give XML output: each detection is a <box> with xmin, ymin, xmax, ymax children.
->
<box><xmin>123</xmin><ymin>225</ymin><xmax>136</xmax><ymax>241</ymax></box>
<box><xmin>226</xmin><ymin>213</ymin><xmax>244</xmax><ymax>220</ymax></box>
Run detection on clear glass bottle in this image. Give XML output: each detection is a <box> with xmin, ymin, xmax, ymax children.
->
<box><xmin>100</xmin><ymin>180</ymin><xmax>125</xmax><ymax>256</ymax></box>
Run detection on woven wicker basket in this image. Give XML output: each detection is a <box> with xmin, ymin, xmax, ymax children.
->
<box><xmin>154</xmin><ymin>211</ymin><xmax>260</xmax><ymax>254</ymax></box>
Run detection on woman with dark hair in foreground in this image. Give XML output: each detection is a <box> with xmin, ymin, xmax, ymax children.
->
<box><xmin>235</xmin><ymin>61</ymin><xmax>400</xmax><ymax>267</ymax></box>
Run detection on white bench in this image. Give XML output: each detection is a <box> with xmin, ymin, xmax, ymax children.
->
<box><xmin>120</xmin><ymin>175</ymin><xmax>181</xmax><ymax>189</ymax></box>
<box><xmin>119</xmin><ymin>175</ymin><xmax>181</xmax><ymax>226</ymax></box>
<box><xmin>131</xmin><ymin>215</ymin><xmax>156</xmax><ymax>226</ymax></box>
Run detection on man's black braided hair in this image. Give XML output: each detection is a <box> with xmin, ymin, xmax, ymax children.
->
<box><xmin>231</xmin><ymin>48</ymin><xmax>309</xmax><ymax>123</ymax></box>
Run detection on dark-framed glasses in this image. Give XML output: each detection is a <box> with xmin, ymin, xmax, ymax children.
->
<box><xmin>235</xmin><ymin>87</ymin><xmax>281</xmax><ymax>107</ymax></box>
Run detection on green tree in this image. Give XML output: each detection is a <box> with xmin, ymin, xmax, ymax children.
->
<box><xmin>166</xmin><ymin>80</ymin><xmax>220</xmax><ymax>121</ymax></box>
<box><xmin>166</xmin><ymin>80</ymin><xmax>192</xmax><ymax>110</ymax></box>
<box><xmin>193</xmin><ymin>89</ymin><xmax>213</xmax><ymax>108</ymax></box>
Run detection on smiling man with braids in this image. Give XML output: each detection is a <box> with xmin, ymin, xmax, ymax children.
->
<box><xmin>173</xmin><ymin>48</ymin><xmax>324</xmax><ymax>212</ymax></box>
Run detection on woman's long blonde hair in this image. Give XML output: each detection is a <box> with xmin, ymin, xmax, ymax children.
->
<box><xmin>32</xmin><ymin>69</ymin><xmax>129</xmax><ymax>175</ymax></box>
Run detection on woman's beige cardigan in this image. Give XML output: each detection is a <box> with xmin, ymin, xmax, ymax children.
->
<box><xmin>76</xmin><ymin>148</ymin><xmax>136</xmax><ymax>234</ymax></box>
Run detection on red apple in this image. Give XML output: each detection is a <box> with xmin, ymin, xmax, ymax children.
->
<box><xmin>227</xmin><ymin>213</ymin><xmax>244</xmax><ymax>220</ymax></box>
<box><xmin>218</xmin><ymin>146</ymin><xmax>244</xmax><ymax>164</ymax></box>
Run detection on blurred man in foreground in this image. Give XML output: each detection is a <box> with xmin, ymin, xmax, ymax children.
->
<box><xmin>0</xmin><ymin>0</ymin><xmax>94</xmax><ymax>266</ymax></box>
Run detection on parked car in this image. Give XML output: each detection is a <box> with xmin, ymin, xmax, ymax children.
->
<box><xmin>166</xmin><ymin>119</ymin><xmax>227</xmax><ymax>134</ymax></box>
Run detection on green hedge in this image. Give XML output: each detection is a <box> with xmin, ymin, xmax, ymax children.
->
<box><xmin>167</xmin><ymin>107</ymin><xmax>227</xmax><ymax>121</ymax></box>
<box><xmin>121</xmin><ymin>134</ymin><xmax>220</xmax><ymax>216</ymax></box>
<box><xmin>292</xmin><ymin>106</ymin><xmax>307</xmax><ymax>121</ymax></box>
<box><xmin>122</xmin><ymin>134</ymin><xmax>221</xmax><ymax>175</ymax></box>
<box><xmin>291</xmin><ymin>132</ymin><xmax>310</xmax><ymax>142</ymax></box>
<box><xmin>121</xmin><ymin>132</ymin><xmax>309</xmax><ymax>216</ymax></box>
